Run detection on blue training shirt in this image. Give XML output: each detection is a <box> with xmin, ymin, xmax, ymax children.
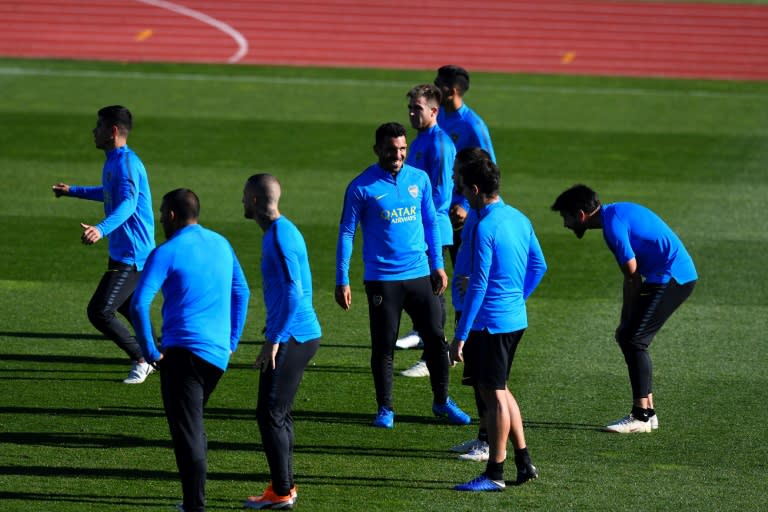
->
<box><xmin>130</xmin><ymin>224</ymin><xmax>250</xmax><ymax>370</ymax></box>
<box><xmin>68</xmin><ymin>145</ymin><xmax>155</xmax><ymax>270</ymax></box>
<box><xmin>405</xmin><ymin>124</ymin><xmax>456</xmax><ymax>247</ymax></box>
<box><xmin>262</xmin><ymin>216</ymin><xmax>322</xmax><ymax>343</ymax></box>
<box><xmin>454</xmin><ymin>198</ymin><xmax>547</xmax><ymax>341</ymax></box>
<box><xmin>451</xmin><ymin>209</ymin><xmax>478</xmax><ymax>313</ymax></box>
<box><xmin>437</xmin><ymin>103</ymin><xmax>496</xmax><ymax>212</ymax></box>
<box><xmin>336</xmin><ymin>163</ymin><xmax>443</xmax><ymax>284</ymax></box>
<box><xmin>601</xmin><ymin>203</ymin><xmax>697</xmax><ymax>285</ymax></box>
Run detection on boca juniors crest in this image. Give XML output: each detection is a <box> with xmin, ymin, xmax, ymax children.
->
<box><xmin>408</xmin><ymin>185</ymin><xmax>418</xmax><ymax>198</ymax></box>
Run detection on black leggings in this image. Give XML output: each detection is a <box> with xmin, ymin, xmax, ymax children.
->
<box><xmin>616</xmin><ymin>279</ymin><xmax>696</xmax><ymax>399</ymax></box>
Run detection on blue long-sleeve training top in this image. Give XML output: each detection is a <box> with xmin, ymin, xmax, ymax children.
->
<box><xmin>130</xmin><ymin>224</ymin><xmax>250</xmax><ymax>370</ymax></box>
<box><xmin>68</xmin><ymin>145</ymin><xmax>155</xmax><ymax>270</ymax></box>
<box><xmin>451</xmin><ymin>209</ymin><xmax>478</xmax><ymax>313</ymax></box>
<box><xmin>437</xmin><ymin>103</ymin><xmax>496</xmax><ymax>213</ymax></box>
<box><xmin>405</xmin><ymin>124</ymin><xmax>456</xmax><ymax>247</ymax></box>
<box><xmin>262</xmin><ymin>216</ymin><xmax>321</xmax><ymax>343</ymax></box>
<box><xmin>336</xmin><ymin>163</ymin><xmax>443</xmax><ymax>285</ymax></box>
<box><xmin>454</xmin><ymin>198</ymin><xmax>547</xmax><ymax>341</ymax></box>
<box><xmin>601</xmin><ymin>202</ymin><xmax>697</xmax><ymax>285</ymax></box>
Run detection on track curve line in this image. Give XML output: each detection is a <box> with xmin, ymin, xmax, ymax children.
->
<box><xmin>135</xmin><ymin>0</ymin><xmax>248</xmax><ymax>63</ymax></box>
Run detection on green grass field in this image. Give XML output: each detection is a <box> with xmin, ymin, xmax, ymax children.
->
<box><xmin>1</xmin><ymin>57</ymin><xmax>767</xmax><ymax>511</ymax></box>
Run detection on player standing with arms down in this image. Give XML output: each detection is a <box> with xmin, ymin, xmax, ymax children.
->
<box><xmin>398</xmin><ymin>66</ymin><xmax>497</xmax><ymax>366</ymax></box>
<box><xmin>450</xmin><ymin>158</ymin><xmax>546</xmax><ymax>492</ymax></box>
<box><xmin>435</xmin><ymin>64</ymin><xmax>496</xmax><ymax>265</ymax></box>
<box><xmin>131</xmin><ymin>188</ymin><xmax>250</xmax><ymax>512</ymax></box>
<box><xmin>396</xmin><ymin>84</ymin><xmax>456</xmax><ymax>377</ymax></box>
<box><xmin>551</xmin><ymin>184</ymin><xmax>697</xmax><ymax>433</ymax></box>
<box><xmin>335</xmin><ymin>122</ymin><xmax>471</xmax><ymax>429</ymax></box>
<box><xmin>52</xmin><ymin>105</ymin><xmax>156</xmax><ymax>384</ymax></box>
<box><xmin>242</xmin><ymin>174</ymin><xmax>321</xmax><ymax>510</ymax></box>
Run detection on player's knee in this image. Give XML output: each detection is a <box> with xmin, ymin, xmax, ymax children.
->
<box><xmin>86</xmin><ymin>303</ymin><xmax>114</xmax><ymax>327</ymax></box>
<box><xmin>617</xmin><ymin>333</ymin><xmax>651</xmax><ymax>352</ymax></box>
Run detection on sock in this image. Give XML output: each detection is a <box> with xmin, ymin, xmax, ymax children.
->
<box><xmin>632</xmin><ymin>405</ymin><xmax>650</xmax><ymax>422</ymax></box>
<box><xmin>647</xmin><ymin>407</ymin><xmax>656</xmax><ymax>418</ymax></box>
<box><xmin>484</xmin><ymin>461</ymin><xmax>504</xmax><ymax>482</ymax></box>
<box><xmin>478</xmin><ymin>429</ymin><xmax>489</xmax><ymax>443</ymax></box>
<box><xmin>514</xmin><ymin>447</ymin><xmax>531</xmax><ymax>470</ymax></box>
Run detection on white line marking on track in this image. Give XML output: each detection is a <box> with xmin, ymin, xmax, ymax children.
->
<box><xmin>134</xmin><ymin>0</ymin><xmax>248</xmax><ymax>63</ymax></box>
<box><xmin>0</xmin><ymin>66</ymin><xmax>764</xmax><ymax>99</ymax></box>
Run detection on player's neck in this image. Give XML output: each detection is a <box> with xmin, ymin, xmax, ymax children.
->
<box><xmin>258</xmin><ymin>210</ymin><xmax>280</xmax><ymax>232</ymax></box>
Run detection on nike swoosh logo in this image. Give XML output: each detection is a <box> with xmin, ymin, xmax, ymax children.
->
<box><xmin>374</xmin><ymin>193</ymin><xmax>388</xmax><ymax>200</ymax></box>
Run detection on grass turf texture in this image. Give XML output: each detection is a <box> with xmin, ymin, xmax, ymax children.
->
<box><xmin>1</xmin><ymin>57</ymin><xmax>767</xmax><ymax>511</ymax></box>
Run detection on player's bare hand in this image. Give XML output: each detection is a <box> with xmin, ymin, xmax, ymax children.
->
<box><xmin>449</xmin><ymin>204</ymin><xmax>467</xmax><ymax>229</ymax></box>
<box><xmin>80</xmin><ymin>223</ymin><xmax>103</xmax><ymax>245</ymax></box>
<box><xmin>254</xmin><ymin>341</ymin><xmax>279</xmax><ymax>371</ymax></box>
<box><xmin>52</xmin><ymin>183</ymin><xmax>70</xmax><ymax>197</ymax></box>
<box><xmin>431</xmin><ymin>269</ymin><xmax>448</xmax><ymax>295</ymax></box>
<box><xmin>450</xmin><ymin>339</ymin><xmax>465</xmax><ymax>363</ymax></box>
<box><xmin>335</xmin><ymin>285</ymin><xmax>352</xmax><ymax>310</ymax></box>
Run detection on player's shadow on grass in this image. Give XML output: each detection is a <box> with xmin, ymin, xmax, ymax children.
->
<box><xmin>0</xmin><ymin>405</ymin><xmax>167</xmax><ymax>419</ymax></box>
<box><xmin>293</xmin><ymin>409</ymin><xmax>471</xmax><ymax>428</ymax></box>
<box><xmin>0</xmin><ymin>464</ymin><xmax>259</xmax><ymax>482</ymax></box>
<box><xmin>288</xmin><ymin>473</ymin><xmax>458</xmax><ymax>490</ymax></box>
<box><xmin>0</xmin><ymin>491</ymin><xmax>176</xmax><ymax>509</ymax></box>
<box><xmin>0</xmin><ymin>331</ymin><xmax>106</xmax><ymax>341</ymax></box>
<box><xmin>0</xmin><ymin>430</ymin><xmax>447</xmax><ymax>461</ymax></box>
<box><xmin>525</xmin><ymin>419</ymin><xmax>598</xmax><ymax>431</ymax></box>
<box><xmin>0</xmin><ymin>430</ymin><xmax>266</xmax><ymax>452</ymax></box>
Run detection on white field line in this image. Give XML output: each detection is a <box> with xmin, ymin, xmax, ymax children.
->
<box><xmin>134</xmin><ymin>0</ymin><xmax>248</xmax><ymax>63</ymax></box>
<box><xmin>0</xmin><ymin>66</ymin><xmax>764</xmax><ymax>99</ymax></box>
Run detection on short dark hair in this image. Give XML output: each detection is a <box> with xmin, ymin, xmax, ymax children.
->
<box><xmin>375</xmin><ymin>122</ymin><xmax>407</xmax><ymax>146</ymax></box>
<box><xmin>246</xmin><ymin>173</ymin><xmax>280</xmax><ymax>190</ymax></box>
<box><xmin>454</xmin><ymin>147</ymin><xmax>491</xmax><ymax>172</ymax></box>
<box><xmin>406</xmin><ymin>83</ymin><xmax>442</xmax><ymax>106</ymax></box>
<box><xmin>97</xmin><ymin>105</ymin><xmax>132</xmax><ymax>134</ymax></box>
<box><xmin>459</xmin><ymin>157</ymin><xmax>500</xmax><ymax>196</ymax></box>
<box><xmin>435</xmin><ymin>65</ymin><xmax>470</xmax><ymax>95</ymax></box>
<box><xmin>162</xmin><ymin>188</ymin><xmax>200</xmax><ymax>222</ymax></box>
<box><xmin>551</xmin><ymin>184</ymin><xmax>601</xmax><ymax>215</ymax></box>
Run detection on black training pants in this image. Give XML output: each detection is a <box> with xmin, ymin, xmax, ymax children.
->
<box><xmin>87</xmin><ymin>258</ymin><xmax>143</xmax><ymax>361</ymax></box>
<box><xmin>365</xmin><ymin>276</ymin><xmax>450</xmax><ymax>409</ymax></box>
<box><xmin>256</xmin><ymin>338</ymin><xmax>319</xmax><ymax>497</ymax></box>
<box><xmin>616</xmin><ymin>278</ymin><xmax>696</xmax><ymax>399</ymax></box>
<box><xmin>161</xmin><ymin>348</ymin><xmax>223</xmax><ymax>512</ymax></box>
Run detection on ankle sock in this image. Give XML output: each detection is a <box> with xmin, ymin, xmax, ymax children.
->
<box><xmin>631</xmin><ymin>405</ymin><xmax>650</xmax><ymax>422</ymax></box>
<box><xmin>514</xmin><ymin>447</ymin><xmax>531</xmax><ymax>470</ymax></box>
<box><xmin>485</xmin><ymin>461</ymin><xmax>504</xmax><ymax>481</ymax></box>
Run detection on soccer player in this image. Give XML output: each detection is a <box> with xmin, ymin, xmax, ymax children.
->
<box><xmin>551</xmin><ymin>184</ymin><xmax>697</xmax><ymax>433</ymax></box>
<box><xmin>450</xmin><ymin>158</ymin><xmax>546</xmax><ymax>492</ymax></box>
<box><xmin>335</xmin><ymin>122</ymin><xmax>470</xmax><ymax>429</ymax></box>
<box><xmin>398</xmin><ymin>65</ymin><xmax>498</xmax><ymax>371</ymax></box>
<box><xmin>52</xmin><ymin>105</ymin><xmax>156</xmax><ymax>384</ymax></box>
<box><xmin>447</xmin><ymin>147</ymin><xmax>494</xmax><ymax>463</ymax></box>
<box><xmin>434</xmin><ymin>64</ymin><xmax>496</xmax><ymax>266</ymax></box>
<box><xmin>130</xmin><ymin>189</ymin><xmax>250</xmax><ymax>512</ymax></box>
<box><xmin>241</xmin><ymin>174</ymin><xmax>321</xmax><ymax>510</ymax></box>
<box><xmin>396</xmin><ymin>84</ymin><xmax>456</xmax><ymax>378</ymax></box>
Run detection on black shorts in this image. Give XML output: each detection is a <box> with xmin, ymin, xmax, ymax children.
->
<box><xmin>462</xmin><ymin>328</ymin><xmax>525</xmax><ymax>390</ymax></box>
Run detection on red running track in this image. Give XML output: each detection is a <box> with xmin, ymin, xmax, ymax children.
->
<box><xmin>1</xmin><ymin>0</ymin><xmax>767</xmax><ymax>80</ymax></box>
